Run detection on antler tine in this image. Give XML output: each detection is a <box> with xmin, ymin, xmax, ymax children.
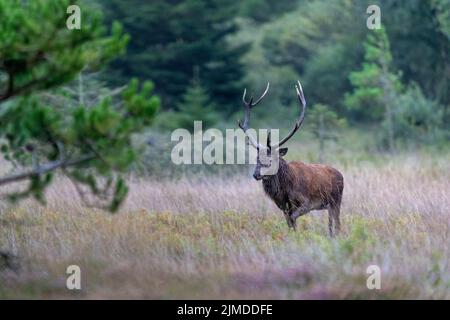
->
<box><xmin>252</xmin><ymin>82</ymin><xmax>270</xmax><ymax>107</ymax></box>
<box><xmin>295</xmin><ymin>80</ymin><xmax>306</xmax><ymax>107</ymax></box>
<box><xmin>242</xmin><ymin>82</ymin><xmax>269</xmax><ymax>108</ymax></box>
<box><xmin>242</xmin><ymin>88</ymin><xmax>252</xmax><ymax>105</ymax></box>
<box><xmin>242</xmin><ymin>88</ymin><xmax>247</xmax><ymax>102</ymax></box>
<box><xmin>238</xmin><ymin>114</ymin><xmax>263</xmax><ymax>150</ymax></box>
<box><xmin>271</xmin><ymin>80</ymin><xmax>307</xmax><ymax>149</ymax></box>
<box><xmin>238</xmin><ymin>82</ymin><xmax>270</xmax><ymax>149</ymax></box>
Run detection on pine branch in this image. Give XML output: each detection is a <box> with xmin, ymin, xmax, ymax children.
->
<box><xmin>0</xmin><ymin>155</ymin><xmax>95</xmax><ymax>186</ymax></box>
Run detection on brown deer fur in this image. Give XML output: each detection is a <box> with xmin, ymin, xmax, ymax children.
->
<box><xmin>262</xmin><ymin>157</ymin><xmax>344</xmax><ymax>236</ymax></box>
<box><xmin>238</xmin><ymin>81</ymin><xmax>344</xmax><ymax>236</ymax></box>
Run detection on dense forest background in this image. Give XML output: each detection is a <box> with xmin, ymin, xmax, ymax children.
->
<box><xmin>98</xmin><ymin>0</ymin><xmax>449</xmax><ymax>151</ymax></box>
<box><xmin>1</xmin><ymin>0</ymin><xmax>449</xmax><ymax>205</ymax></box>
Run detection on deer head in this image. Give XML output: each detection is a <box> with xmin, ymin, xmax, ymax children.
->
<box><xmin>238</xmin><ymin>81</ymin><xmax>307</xmax><ymax>180</ymax></box>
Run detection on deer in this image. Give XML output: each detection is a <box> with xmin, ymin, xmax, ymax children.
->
<box><xmin>238</xmin><ymin>81</ymin><xmax>344</xmax><ymax>236</ymax></box>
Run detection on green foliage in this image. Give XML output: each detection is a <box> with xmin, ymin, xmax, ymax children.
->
<box><xmin>308</xmin><ymin>104</ymin><xmax>347</xmax><ymax>137</ymax></box>
<box><xmin>344</xmin><ymin>28</ymin><xmax>402</xmax><ymax>121</ymax></box>
<box><xmin>260</xmin><ymin>0</ymin><xmax>367</xmax><ymax>112</ymax></box>
<box><xmin>392</xmin><ymin>84</ymin><xmax>446</xmax><ymax>147</ymax></box>
<box><xmin>239</xmin><ymin>0</ymin><xmax>298</xmax><ymax>23</ymax></box>
<box><xmin>337</xmin><ymin>217</ymin><xmax>376</xmax><ymax>264</ymax></box>
<box><xmin>383</xmin><ymin>0</ymin><xmax>450</xmax><ymax>110</ymax></box>
<box><xmin>248</xmin><ymin>0</ymin><xmax>448</xmax><ymax>128</ymax></box>
<box><xmin>100</xmin><ymin>0</ymin><xmax>248</xmax><ymax>113</ymax></box>
<box><xmin>345</xmin><ymin>28</ymin><xmax>402</xmax><ymax>151</ymax></box>
<box><xmin>0</xmin><ymin>0</ymin><xmax>159</xmax><ymax>211</ymax></box>
<box><xmin>93</xmin><ymin>0</ymin><xmax>448</xmax><ymax>151</ymax></box>
<box><xmin>431</xmin><ymin>0</ymin><xmax>450</xmax><ymax>38</ymax></box>
<box><xmin>0</xmin><ymin>0</ymin><xmax>129</xmax><ymax>98</ymax></box>
<box><xmin>306</xmin><ymin>104</ymin><xmax>346</xmax><ymax>162</ymax></box>
<box><xmin>345</xmin><ymin>28</ymin><xmax>448</xmax><ymax>151</ymax></box>
<box><xmin>157</xmin><ymin>79</ymin><xmax>219</xmax><ymax>132</ymax></box>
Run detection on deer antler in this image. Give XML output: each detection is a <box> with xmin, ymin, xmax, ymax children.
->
<box><xmin>238</xmin><ymin>82</ymin><xmax>270</xmax><ymax>149</ymax></box>
<box><xmin>269</xmin><ymin>81</ymin><xmax>306</xmax><ymax>149</ymax></box>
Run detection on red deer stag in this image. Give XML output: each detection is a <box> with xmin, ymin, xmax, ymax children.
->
<box><xmin>238</xmin><ymin>81</ymin><xmax>344</xmax><ymax>236</ymax></box>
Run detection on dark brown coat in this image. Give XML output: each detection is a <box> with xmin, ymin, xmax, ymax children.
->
<box><xmin>262</xmin><ymin>158</ymin><xmax>344</xmax><ymax>235</ymax></box>
<box><xmin>238</xmin><ymin>80</ymin><xmax>344</xmax><ymax>235</ymax></box>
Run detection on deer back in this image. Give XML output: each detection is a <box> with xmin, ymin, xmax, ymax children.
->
<box><xmin>287</xmin><ymin>161</ymin><xmax>344</xmax><ymax>208</ymax></box>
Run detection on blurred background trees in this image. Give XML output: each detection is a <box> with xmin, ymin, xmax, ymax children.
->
<box><xmin>100</xmin><ymin>0</ymin><xmax>248</xmax><ymax>114</ymax></box>
<box><xmin>1</xmin><ymin>0</ymin><xmax>449</xmax><ymax>203</ymax></box>
<box><xmin>307</xmin><ymin>104</ymin><xmax>347</xmax><ymax>163</ymax></box>
<box><xmin>95</xmin><ymin>0</ymin><xmax>448</xmax><ymax>152</ymax></box>
<box><xmin>345</xmin><ymin>28</ymin><xmax>401</xmax><ymax>152</ymax></box>
<box><xmin>156</xmin><ymin>69</ymin><xmax>219</xmax><ymax>132</ymax></box>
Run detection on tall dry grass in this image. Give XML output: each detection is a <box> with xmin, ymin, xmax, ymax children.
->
<box><xmin>0</xmin><ymin>153</ymin><xmax>449</xmax><ymax>299</ymax></box>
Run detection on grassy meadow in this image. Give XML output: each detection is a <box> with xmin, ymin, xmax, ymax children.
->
<box><xmin>1</xmin><ymin>139</ymin><xmax>449</xmax><ymax>299</ymax></box>
<box><xmin>1</xmin><ymin>0</ymin><xmax>449</xmax><ymax>301</ymax></box>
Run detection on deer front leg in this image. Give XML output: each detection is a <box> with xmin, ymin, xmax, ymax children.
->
<box><xmin>289</xmin><ymin>205</ymin><xmax>310</xmax><ymax>231</ymax></box>
<box><xmin>283</xmin><ymin>211</ymin><xmax>295</xmax><ymax>230</ymax></box>
<box><xmin>275</xmin><ymin>201</ymin><xmax>295</xmax><ymax>230</ymax></box>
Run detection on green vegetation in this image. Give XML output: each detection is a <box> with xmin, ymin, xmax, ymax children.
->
<box><xmin>95</xmin><ymin>0</ymin><xmax>449</xmax><ymax>151</ymax></box>
<box><xmin>307</xmin><ymin>104</ymin><xmax>346</xmax><ymax>162</ymax></box>
<box><xmin>156</xmin><ymin>74</ymin><xmax>219</xmax><ymax>132</ymax></box>
<box><xmin>100</xmin><ymin>0</ymin><xmax>248</xmax><ymax>113</ymax></box>
<box><xmin>345</xmin><ymin>28</ymin><xmax>401</xmax><ymax>151</ymax></box>
<box><xmin>0</xmin><ymin>0</ymin><xmax>159</xmax><ymax>211</ymax></box>
<box><xmin>0</xmin><ymin>0</ymin><xmax>449</xmax><ymax>300</ymax></box>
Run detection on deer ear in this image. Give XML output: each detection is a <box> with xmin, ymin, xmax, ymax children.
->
<box><xmin>278</xmin><ymin>148</ymin><xmax>288</xmax><ymax>156</ymax></box>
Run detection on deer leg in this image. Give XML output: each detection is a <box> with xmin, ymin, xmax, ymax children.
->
<box><xmin>283</xmin><ymin>211</ymin><xmax>295</xmax><ymax>230</ymax></box>
<box><xmin>289</xmin><ymin>206</ymin><xmax>309</xmax><ymax>231</ymax></box>
<box><xmin>328</xmin><ymin>205</ymin><xmax>341</xmax><ymax>237</ymax></box>
<box><xmin>276</xmin><ymin>201</ymin><xmax>295</xmax><ymax>230</ymax></box>
<box><xmin>328</xmin><ymin>212</ymin><xmax>334</xmax><ymax>237</ymax></box>
<box><xmin>333</xmin><ymin>204</ymin><xmax>341</xmax><ymax>235</ymax></box>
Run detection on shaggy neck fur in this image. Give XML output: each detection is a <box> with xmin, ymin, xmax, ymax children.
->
<box><xmin>262</xmin><ymin>158</ymin><xmax>291</xmax><ymax>203</ymax></box>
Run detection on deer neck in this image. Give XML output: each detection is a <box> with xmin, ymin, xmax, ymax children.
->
<box><xmin>262</xmin><ymin>158</ymin><xmax>290</xmax><ymax>200</ymax></box>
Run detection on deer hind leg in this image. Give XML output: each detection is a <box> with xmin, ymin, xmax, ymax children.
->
<box><xmin>327</xmin><ymin>211</ymin><xmax>334</xmax><ymax>237</ymax></box>
<box><xmin>328</xmin><ymin>204</ymin><xmax>341</xmax><ymax>237</ymax></box>
<box><xmin>335</xmin><ymin>205</ymin><xmax>341</xmax><ymax>234</ymax></box>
